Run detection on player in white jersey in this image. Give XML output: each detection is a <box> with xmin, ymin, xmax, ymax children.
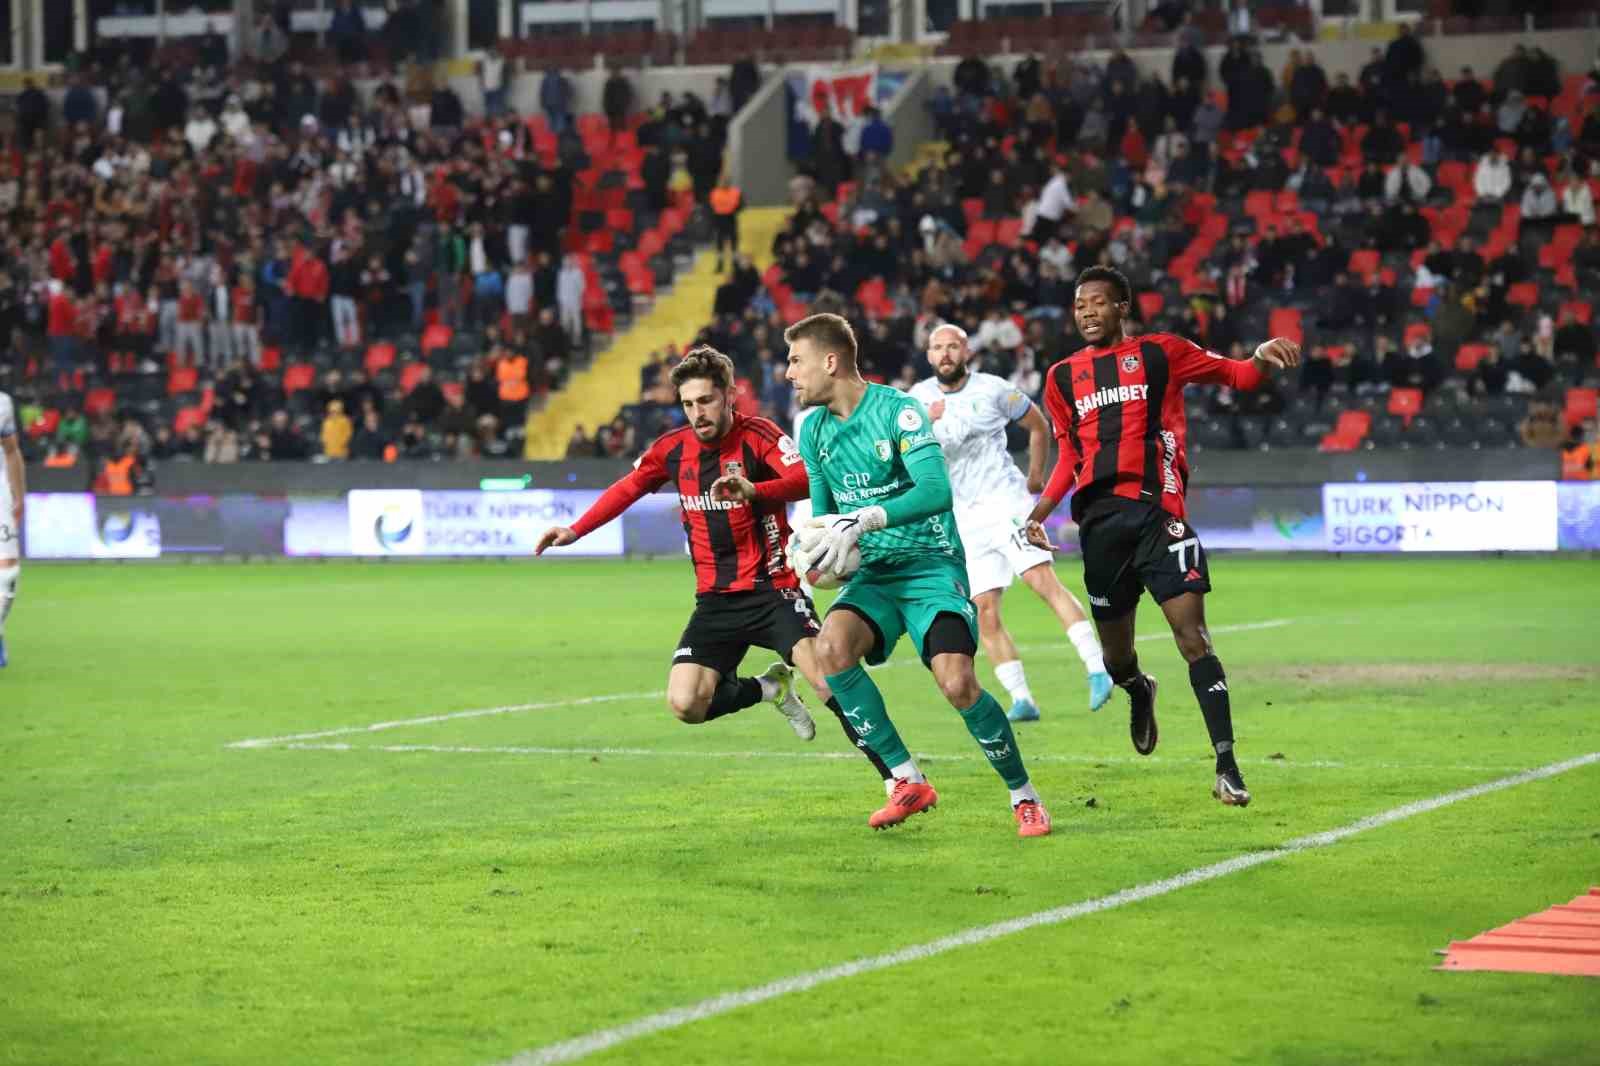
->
<box><xmin>909</xmin><ymin>324</ymin><xmax>1111</xmax><ymax>721</ymax></box>
<box><xmin>0</xmin><ymin>389</ymin><xmax>23</xmax><ymax>667</ymax></box>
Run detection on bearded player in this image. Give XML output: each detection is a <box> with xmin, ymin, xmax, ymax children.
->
<box><xmin>785</xmin><ymin>312</ymin><xmax>1051</xmax><ymax>837</ymax></box>
<box><xmin>1024</xmin><ymin>267</ymin><xmax>1300</xmax><ymax>807</ymax></box>
<box><xmin>909</xmin><ymin>323</ymin><xmax>1111</xmax><ymax>723</ymax></box>
<box><xmin>536</xmin><ymin>346</ymin><xmax>895</xmax><ymax>790</ymax></box>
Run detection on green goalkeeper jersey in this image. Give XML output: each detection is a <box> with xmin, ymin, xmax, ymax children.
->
<box><xmin>797</xmin><ymin>383</ymin><xmax>965</xmax><ymax>568</ymax></box>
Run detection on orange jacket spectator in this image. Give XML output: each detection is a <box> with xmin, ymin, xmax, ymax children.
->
<box><xmin>97</xmin><ymin>454</ymin><xmax>136</xmax><ymax>495</ymax></box>
<box><xmin>497</xmin><ymin>353</ymin><xmax>530</xmax><ymax>403</ymax></box>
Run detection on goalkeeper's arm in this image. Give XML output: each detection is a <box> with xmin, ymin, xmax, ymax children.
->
<box><xmin>825</xmin><ymin>445</ymin><xmax>953</xmax><ymax>542</ymax></box>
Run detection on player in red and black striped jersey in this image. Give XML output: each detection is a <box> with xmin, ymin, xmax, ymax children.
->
<box><xmin>1024</xmin><ymin>267</ymin><xmax>1300</xmax><ymax>807</ymax></box>
<box><xmin>535</xmin><ymin>347</ymin><xmax>894</xmax><ymax>787</ymax></box>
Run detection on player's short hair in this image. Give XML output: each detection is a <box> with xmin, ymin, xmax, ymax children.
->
<box><xmin>1075</xmin><ymin>266</ymin><xmax>1132</xmax><ymax>305</ymax></box>
<box><xmin>670</xmin><ymin>345</ymin><xmax>736</xmax><ymax>392</ymax></box>
<box><xmin>927</xmin><ymin>322</ymin><xmax>968</xmax><ymax>345</ymax></box>
<box><xmin>784</xmin><ymin>312</ymin><xmax>858</xmax><ymax>367</ymax></box>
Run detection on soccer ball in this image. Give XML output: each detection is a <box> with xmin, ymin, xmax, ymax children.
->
<box><xmin>786</xmin><ymin>527</ymin><xmax>860</xmax><ymax>590</ymax></box>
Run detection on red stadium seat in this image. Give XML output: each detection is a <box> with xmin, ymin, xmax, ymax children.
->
<box><xmin>84</xmin><ymin>387</ymin><xmax>116</xmax><ymax>418</ymax></box>
<box><xmin>1387</xmin><ymin>387</ymin><xmax>1424</xmax><ymax>423</ymax></box>
<box><xmin>421</xmin><ymin>323</ymin><xmax>453</xmax><ymax>354</ymax></box>
<box><xmin>1347</xmin><ymin>250</ymin><xmax>1379</xmax><ymax>277</ymax></box>
<box><xmin>1561</xmin><ymin>300</ymin><xmax>1593</xmax><ymax>324</ymax></box>
<box><xmin>1404</xmin><ymin>322</ymin><xmax>1432</xmax><ymax>348</ymax></box>
<box><xmin>399</xmin><ymin>363</ymin><xmax>427</xmax><ymax>394</ymax></box>
<box><xmin>167</xmin><ymin>366</ymin><xmax>198</xmax><ymax>395</ymax></box>
<box><xmin>1455</xmin><ymin>343</ymin><xmax>1492</xmax><ymax>372</ymax></box>
<box><xmin>1268</xmin><ymin>307</ymin><xmax>1303</xmax><ymax>345</ymax></box>
<box><xmin>173</xmin><ymin>406</ymin><xmax>207</xmax><ymax>434</ymax></box>
<box><xmin>259</xmin><ymin>346</ymin><xmax>281</xmax><ymax>372</ymax></box>
<box><xmin>1505</xmin><ymin>282</ymin><xmax>1539</xmax><ymax>310</ymax></box>
<box><xmin>283</xmin><ymin>364</ymin><xmax>316</xmax><ymax>394</ymax></box>
<box><xmin>1565</xmin><ymin>387</ymin><xmax>1598</xmax><ymax>426</ymax></box>
<box><xmin>364</xmin><ymin>342</ymin><xmax>396</xmax><ymax>375</ymax></box>
<box><xmin>28</xmin><ymin>409</ymin><xmax>59</xmax><ymax>438</ymax></box>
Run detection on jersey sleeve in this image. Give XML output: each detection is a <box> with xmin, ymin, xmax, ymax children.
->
<box><xmin>1040</xmin><ymin>365</ymin><xmax>1079</xmax><ymax>505</ymax></box>
<box><xmin>749</xmin><ymin>421</ymin><xmax>811</xmax><ymax>504</ymax></box>
<box><xmin>1160</xmin><ymin>334</ymin><xmax>1266</xmax><ymax>390</ymax></box>
<box><xmin>797</xmin><ymin>411</ymin><xmax>837</xmax><ymax>515</ymax></box>
<box><xmin>0</xmin><ymin>395</ymin><xmax>14</xmax><ymax>438</ymax></box>
<box><xmin>994</xmin><ymin>379</ymin><xmax>1033</xmax><ymax>422</ymax></box>
<box><xmin>889</xmin><ymin>394</ymin><xmax>939</xmax><ymax>458</ymax></box>
<box><xmin>569</xmin><ymin>437</ymin><xmax>670</xmax><ymax>538</ymax></box>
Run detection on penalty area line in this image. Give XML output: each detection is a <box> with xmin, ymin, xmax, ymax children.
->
<box><xmin>492</xmin><ymin>751</ymin><xmax>1600</xmax><ymax>1066</ymax></box>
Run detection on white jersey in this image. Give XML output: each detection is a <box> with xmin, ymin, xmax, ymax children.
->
<box><xmin>0</xmin><ymin>390</ymin><xmax>14</xmax><ymax>442</ymax></box>
<box><xmin>909</xmin><ymin>372</ymin><xmax>1033</xmax><ymax>514</ymax></box>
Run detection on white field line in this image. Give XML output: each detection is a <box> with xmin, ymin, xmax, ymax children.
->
<box><xmin>224</xmin><ymin>692</ymin><xmax>659</xmax><ymax>750</ymax></box>
<box><xmin>269</xmin><ymin>741</ymin><xmax>1531</xmax><ymax>776</ymax></box>
<box><xmin>224</xmin><ymin>620</ymin><xmax>1296</xmax><ymax>751</ymax></box>
<box><xmin>494</xmin><ymin>751</ymin><xmax>1600</xmax><ymax>1066</ymax></box>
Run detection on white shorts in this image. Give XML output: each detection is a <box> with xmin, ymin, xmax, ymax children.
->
<box><xmin>956</xmin><ymin>503</ymin><xmax>1052</xmax><ymax>597</ymax></box>
<box><xmin>0</xmin><ymin>476</ymin><xmax>16</xmax><ymax>556</ymax></box>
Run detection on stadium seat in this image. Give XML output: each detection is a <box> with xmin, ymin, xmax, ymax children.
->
<box><xmin>1404</xmin><ymin>322</ymin><xmax>1432</xmax><ymax>347</ymax></box>
<box><xmin>84</xmin><ymin>387</ymin><xmax>117</xmax><ymax>418</ymax></box>
<box><xmin>1455</xmin><ymin>343</ymin><xmax>1492</xmax><ymax>372</ymax></box>
<box><xmin>1268</xmin><ymin>307</ymin><xmax>1303</xmax><ymax>345</ymax></box>
<box><xmin>1560</xmin><ymin>300</ymin><xmax>1592</xmax><ymax>325</ymax></box>
<box><xmin>166</xmin><ymin>366</ymin><xmax>198</xmax><ymax>395</ymax></box>
<box><xmin>283</xmin><ymin>364</ymin><xmax>316</xmax><ymax>395</ymax></box>
<box><xmin>421</xmin><ymin>323</ymin><xmax>453</xmax><ymax>354</ymax></box>
<box><xmin>1138</xmin><ymin>292</ymin><xmax>1164</xmax><ymax>321</ymax></box>
<box><xmin>1505</xmin><ymin>282</ymin><xmax>1539</xmax><ymax>310</ymax></box>
<box><xmin>1347</xmin><ymin>249</ymin><xmax>1379</xmax><ymax>277</ymax></box>
<box><xmin>1565</xmin><ymin>387</ymin><xmax>1598</xmax><ymax>427</ymax></box>
<box><xmin>1387</xmin><ymin>387</ymin><xmax>1424</xmax><ymax>424</ymax></box>
<box><xmin>364</xmin><ymin>342</ymin><xmax>396</xmax><ymax>375</ymax></box>
<box><xmin>399</xmin><ymin>363</ymin><xmax>427</xmax><ymax>394</ymax></box>
<box><xmin>173</xmin><ymin>406</ymin><xmax>206</xmax><ymax>434</ymax></box>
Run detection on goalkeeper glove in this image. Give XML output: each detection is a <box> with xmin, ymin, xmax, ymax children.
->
<box><xmin>806</xmin><ymin>506</ymin><xmax>886</xmax><ymax>574</ymax></box>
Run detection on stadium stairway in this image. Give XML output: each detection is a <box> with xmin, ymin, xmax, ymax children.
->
<box><xmin>521</xmin><ymin>205</ymin><xmax>793</xmax><ymax>458</ymax></box>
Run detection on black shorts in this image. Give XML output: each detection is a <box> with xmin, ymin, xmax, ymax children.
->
<box><xmin>671</xmin><ymin>588</ymin><xmax>821</xmax><ymax>677</ymax></box>
<box><xmin>1078</xmin><ymin>498</ymin><xmax>1211</xmax><ymax>620</ymax></box>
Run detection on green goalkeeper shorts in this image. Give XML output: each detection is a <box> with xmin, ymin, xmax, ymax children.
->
<box><xmin>829</xmin><ymin>555</ymin><xmax>978</xmax><ymax>667</ymax></box>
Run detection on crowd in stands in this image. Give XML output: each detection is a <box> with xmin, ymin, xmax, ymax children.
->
<box><xmin>6</xmin><ymin>9</ymin><xmax>748</xmax><ymax>484</ymax></box>
<box><xmin>602</xmin><ymin>28</ymin><xmax>1600</xmax><ymax>462</ymax></box>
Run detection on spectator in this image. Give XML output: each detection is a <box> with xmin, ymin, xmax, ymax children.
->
<box><xmin>1385</xmin><ymin>161</ymin><xmax>1431</xmax><ymax>204</ymax></box>
<box><xmin>565</xmin><ymin>423</ymin><xmax>594</xmax><ymax>458</ymax></box>
<box><xmin>328</xmin><ymin>0</ymin><xmax>368</xmax><ymax>66</ymax></box>
<box><xmin>1521</xmin><ymin>172</ymin><xmax>1559</xmax><ymax>225</ymax></box>
<box><xmin>557</xmin><ymin>254</ymin><xmax>586</xmax><ymax>342</ymax></box>
<box><xmin>603</xmin><ymin>67</ymin><xmax>636</xmax><ymax>133</ymax></box>
<box><xmin>350</xmin><ymin>408</ymin><xmax>390</xmax><ymax>461</ymax></box>
<box><xmin>1474</xmin><ymin>150</ymin><xmax>1512</xmax><ymax>202</ymax></box>
<box><xmin>859</xmin><ymin>108</ymin><xmax>893</xmax><ymax>161</ymax></box>
<box><xmin>263</xmin><ymin>410</ymin><xmax>310</xmax><ymax>461</ymax></box>
<box><xmin>1473</xmin><ymin>344</ymin><xmax>1509</xmax><ymax>396</ymax></box>
<box><xmin>1554</xmin><ymin>307</ymin><xmax>1597</xmax><ymax>368</ymax></box>
<box><xmin>404</xmin><ymin>366</ymin><xmax>447</xmax><ymax>426</ymax></box>
<box><xmin>321</xmin><ymin>400</ymin><xmax>353</xmax><ymax>460</ymax></box>
<box><xmin>1031</xmin><ymin>158</ymin><xmax>1075</xmax><ymax>241</ymax></box>
<box><xmin>479</xmin><ymin>50</ymin><xmax>507</xmax><ymax>119</ymax></box>
<box><xmin>541</xmin><ymin>68</ymin><xmax>574</xmax><ymax>133</ymax></box>
<box><xmin>1559</xmin><ymin>165</ymin><xmax>1596</xmax><ymax>226</ymax></box>
<box><xmin>16</xmin><ymin>78</ymin><xmax>49</xmax><ymax>150</ymax></box>
<box><xmin>710</xmin><ymin>176</ymin><xmax>742</xmax><ymax>272</ymax></box>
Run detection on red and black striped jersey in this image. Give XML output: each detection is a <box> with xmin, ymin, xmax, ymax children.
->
<box><xmin>570</xmin><ymin>414</ymin><xmax>809</xmax><ymax>595</ymax></box>
<box><xmin>1041</xmin><ymin>333</ymin><xmax>1266</xmax><ymax>522</ymax></box>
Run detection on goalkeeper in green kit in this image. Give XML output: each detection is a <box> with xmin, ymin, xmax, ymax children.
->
<box><xmin>783</xmin><ymin>313</ymin><xmax>1051</xmax><ymax>837</ymax></box>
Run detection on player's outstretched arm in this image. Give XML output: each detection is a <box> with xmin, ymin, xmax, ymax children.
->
<box><xmin>2</xmin><ymin>432</ymin><xmax>22</xmax><ymax>534</ymax></box>
<box><xmin>1251</xmin><ymin>337</ymin><xmax>1302</xmax><ymax>374</ymax></box>
<box><xmin>541</xmin><ymin>449</ymin><xmax>668</xmax><ymax>555</ymax></box>
<box><xmin>534</xmin><ymin>526</ymin><xmax>577</xmax><ymax>555</ymax></box>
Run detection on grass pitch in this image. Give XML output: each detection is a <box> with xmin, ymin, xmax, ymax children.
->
<box><xmin>2</xmin><ymin>556</ymin><xmax>1597</xmax><ymax>1065</ymax></box>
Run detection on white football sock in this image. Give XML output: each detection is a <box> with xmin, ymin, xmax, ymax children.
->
<box><xmin>0</xmin><ymin>564</ymin><xmax>16</xmax><ymax>635</ymax></box>
<box><xmin>889</xmin><ymin>759</ymin><xmax>925</xmax><ymax>784</ymax></box>
<box><xmin>1067</xmin><ymin>620</ymin><xmax>1106</xmax><ymax>675</ymax></box>
<box><xmin>1008</xmin><ymin>782</ymin><xmax>1040</xmax><ymax>807</ymax></box>
<box><xmin>993</xmin><ymin>660</ymin><xmax>1033</xmax><ymax>705</ymax></box>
